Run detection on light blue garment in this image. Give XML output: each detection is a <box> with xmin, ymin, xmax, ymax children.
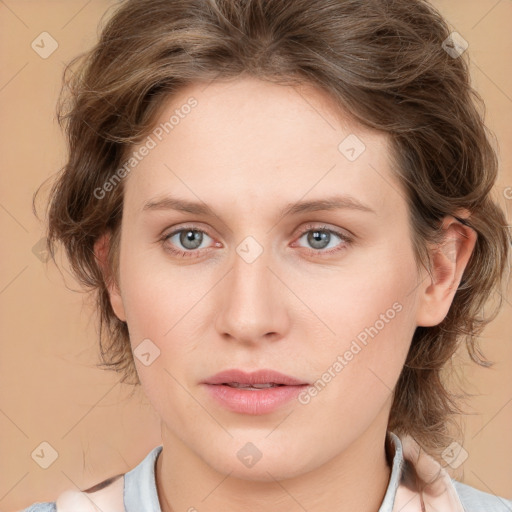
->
<box><xmin>22</xmin><ymin>504</ymin><xmax>56</xmax><ymax>512</ymax></box>
<box><xmin>22</xmin><ymin>432</ymin><xmax>512</xmax><ymax>511</ymax></box>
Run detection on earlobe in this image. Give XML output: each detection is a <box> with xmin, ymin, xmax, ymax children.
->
<box><xmin>415</xmin><ymin>214</ymin><xmax>477</xmax><ymax>327</ymax></box>
<box><xmin>93</xmin><ymin>232</ymin><xmax>127</xmax><ymax>322</ymax></box>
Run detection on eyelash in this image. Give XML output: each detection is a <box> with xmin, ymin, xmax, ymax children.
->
<box><xmin>159</xmin><ymin>223</ymin><xmax>353</xmax><ymax>259</ymax></box>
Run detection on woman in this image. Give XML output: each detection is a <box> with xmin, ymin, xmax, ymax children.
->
<box><xmin>25</xmin><ymin>0</ymin><xmax>511</xmax><ymax>510</ymax></box>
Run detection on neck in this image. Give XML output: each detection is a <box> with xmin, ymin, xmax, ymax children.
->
<box><xmin>156</xmin><ymin>420</ymin><xmax>392</xmax><ymax>512</ymax></box>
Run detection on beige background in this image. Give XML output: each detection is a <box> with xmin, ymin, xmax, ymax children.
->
<box><xmin>0</xmin><ymin>1</ymin><xmax>511</xmax><ymax>510</ymax></box>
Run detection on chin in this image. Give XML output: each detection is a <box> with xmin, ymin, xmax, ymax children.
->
<box><xmin>200</xmin><ymin>438</ymin><xmax>319</xmax><ymax>482</ymax></box>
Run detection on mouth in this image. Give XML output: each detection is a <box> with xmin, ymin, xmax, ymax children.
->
<box><xmin>201</xmin><ymin>369</ymin><xmax>309</xmax><ymax>415</ymax></box>
<box><xmin>202</xmin><ymin>368</ymin><xmax>309</xmax><ymax>387</ymax></box>
<box><xmin>221</xmin><ymin>382</ymin><xmax>287</xmax><ymax>390</ymax></box>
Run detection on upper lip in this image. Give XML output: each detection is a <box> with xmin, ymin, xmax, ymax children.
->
<box><xmin>202</xmin><ymin>369</ymin><xmax>309</xmax><ymax>386</ymax></box>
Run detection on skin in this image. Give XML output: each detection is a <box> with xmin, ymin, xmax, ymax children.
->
<box><xmin>96</xmin><ymin>76</ymin><xmax>477</xmax><ymax>512</ymax></box>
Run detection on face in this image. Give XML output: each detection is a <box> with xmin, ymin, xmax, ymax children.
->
<box><xmin>107</xmin><ymin>76</ymin><xmax>425</xmax><ymax>481</ymax></box>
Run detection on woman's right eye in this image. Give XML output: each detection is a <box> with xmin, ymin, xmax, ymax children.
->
<box><xmin>160</xmin><ymin>227</ymin><xmax>215</xmax><ymax>258</ymax></box>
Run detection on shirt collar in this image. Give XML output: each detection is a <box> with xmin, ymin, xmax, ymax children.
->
<box><xmin>124</xmin><ymin>444</ymin><xmax>162</xmax><ymax>512</ymax></box>
<box><xmin>378</xmin><ymin>431</ymin><xmax>405</xmax><ymax>512</ymax></box>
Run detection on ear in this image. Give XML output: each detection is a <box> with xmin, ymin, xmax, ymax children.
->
<box><xmin>94</xmin><ymin>232</ymin><xmax>127</xmax><ymax>322</ymax></box>
<box><xmin>415</xmin><ymin>211</ymin><xmax>477</xmax><ymax>327</ymax></box>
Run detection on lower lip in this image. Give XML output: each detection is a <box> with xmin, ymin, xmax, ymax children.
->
<box><xmin>202</xmin><ymin>384</ymin><xmax>308</xmax><ymax>415</ymax></box>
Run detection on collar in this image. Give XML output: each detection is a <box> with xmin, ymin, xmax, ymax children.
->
<box><xmin>390</xmin><ymin>432</ymin><xmax>465</xmax><ymax>511</ymax></box>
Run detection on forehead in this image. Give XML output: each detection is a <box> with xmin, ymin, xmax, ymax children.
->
<box><xmin>123</xmin><ymin>77</ymin><xmax>403</xmax><ymax>220</ymax></box>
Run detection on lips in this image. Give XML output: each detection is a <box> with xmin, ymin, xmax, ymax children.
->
<box><xmin>201</xmin><ymin>369</ymin><xmax>309</xmax><ymax>415</ymax></box>
<box><xmin>202</xmin><ymin>369</ymin><xmax>309</xmax><ymax>387</ymax></box>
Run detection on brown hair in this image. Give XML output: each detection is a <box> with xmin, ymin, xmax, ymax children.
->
<box><xmin>34</xmin><ymin>0</ymin><xmax>511</xmax><ymax>461</ymax></box>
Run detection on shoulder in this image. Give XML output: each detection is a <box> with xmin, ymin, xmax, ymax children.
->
<box><xmin>452</xmin><ymin>479</ymin><xmax>512</xmax><ymax>512</ymax></box>
<box><xmin>19</xmin><ymin>446</ymin><xmax>161</xmax><ymax>512</ymax></box>
<box><xmin>20</xmin><ymin>473</ymin><xmax>124</xmax><ymax>512</ymax></box>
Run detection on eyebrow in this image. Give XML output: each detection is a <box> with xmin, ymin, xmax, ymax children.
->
<box><xmin>142</xmin><ymin>194</ymin><xmax>376</xmax><ymax>218</ymax></box>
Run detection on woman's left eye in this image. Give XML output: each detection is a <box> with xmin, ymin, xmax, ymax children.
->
<box><xmin>160</xmin><ymin>224</ymin><xmax>352</xmax><ymax>259</ymax></box>
<box><xmin>294</xmin><ymin>224</ymin><xmax>352</xmax><ymax>255</ymax></box>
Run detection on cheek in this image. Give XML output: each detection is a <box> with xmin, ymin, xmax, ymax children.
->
<box><xmin>299</xmin><ymin>248</ymin><xmax>418</xmax><ymax>396</ymax></box>
<box><xmin>117</xmin><ymin>248</ymin><xmax>215</xmax><ymax>383</ymax></box>
<box><xmin>118</xmin><ymin>240</ymin><xmax>201</xmax><ymax>332</ymax></box>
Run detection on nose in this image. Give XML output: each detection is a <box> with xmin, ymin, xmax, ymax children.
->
<box><xmin>214</xmin><ymin>247</ymin><xmax>290</xmax><ymax>346</ymax></box>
